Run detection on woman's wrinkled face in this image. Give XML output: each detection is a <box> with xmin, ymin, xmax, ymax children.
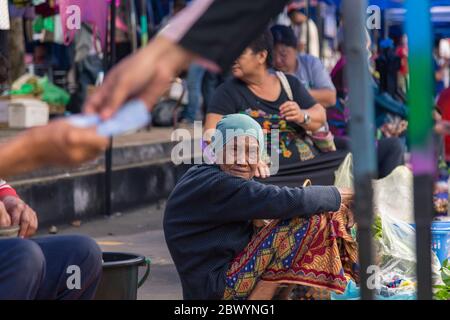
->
<box><xmin>273</xmin><ymin>44</ymin><xmax>298</xmax><ymax>74</ymax></box>
<box><xmin>232</xmin><ymin>48</ymin><xmax>266</xmax><ymax>80</ymax></box>
<box><xmin>218</xmin><ymin>136</ymin><xmax>259</xmax><ymax>180</ymax></box>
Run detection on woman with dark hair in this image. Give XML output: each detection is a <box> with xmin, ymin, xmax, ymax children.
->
<box><xmin>205</xmin><ymin>30</ymin><xmax>348</xmax><ymax>187</ymax></box>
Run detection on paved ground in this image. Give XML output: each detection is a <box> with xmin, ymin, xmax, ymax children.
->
<box><xmin>38</xmin><ymin>202</ymin><xmax>183</xmax><ymax>300</ymax></box>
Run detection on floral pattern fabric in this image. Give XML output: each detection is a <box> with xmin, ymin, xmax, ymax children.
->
<box><xmin>242</xmin><ymin>108</ymin><xmax>317</xmax><ymax>162</ymax></box>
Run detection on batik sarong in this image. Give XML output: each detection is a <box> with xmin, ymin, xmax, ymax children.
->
<box><xmin>223</xmin><ymin>206</ymin><xmax>358</xmax><ymax>300</ymax></box>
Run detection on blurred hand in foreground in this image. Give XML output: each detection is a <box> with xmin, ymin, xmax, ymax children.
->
<box><xmin>28</xmin><ymin>120</ymin><xmax>109</xmax><ymax>167</ymax></box>
<box><xmin>0</xmin><ymin>120</ymin><xmax>109</xmax><ymax>178</ymax></box>
<box><xmin>84</xmin><ymin>36</ymin><xmax>193</xmax><ymax>119</ymax></box>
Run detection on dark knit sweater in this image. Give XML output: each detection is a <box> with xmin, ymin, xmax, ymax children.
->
<box><xmin>163</xmin><ymin>164</ymin><xmax>341</xmax><ymax>300</ymax></box>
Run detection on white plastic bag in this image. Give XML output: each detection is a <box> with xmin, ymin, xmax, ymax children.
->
<box><xmin>334</xmin><ymin>158</ymin><xmax>443</xmax><ymax>297</ymax></box>
<box><xmin>373</xmin><ymin>166</ymin><xmax>414</xmax><ymax>224</ymax></box>
<box><xmin>377</xmin><ymin>210</ymin><xmax>443</xmax><ymax>293</ymax></box>
<box><xmin>334</xmin><ymin>153</ymin><xmax>353</xmax><ymax>191</ymax></box>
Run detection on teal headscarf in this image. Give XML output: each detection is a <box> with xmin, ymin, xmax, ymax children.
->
<box><xmin>210</xmin><ymin>114</ymin><xmax>265</xmax><ymax>159</ymax></box>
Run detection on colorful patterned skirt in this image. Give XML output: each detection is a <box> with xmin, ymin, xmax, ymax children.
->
<box><xmin>223</xmin><ymin>207</ymin><xmax>359</xmax><ymax>300</ymax></box>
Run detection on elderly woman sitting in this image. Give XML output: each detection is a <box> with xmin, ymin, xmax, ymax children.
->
<box><xmin>164</xmin><ymin>114</ymin><xmax>357</xmax><ymax>300</ymax></box>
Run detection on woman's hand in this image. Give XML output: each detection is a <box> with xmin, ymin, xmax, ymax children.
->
<box><xmin>338</xmin><ymin>187</ymin><xmax>354</xmax><ymax>206</ymax></box>
<box><xmin>279</xmin><ymin>102</ymin><xmax>326</xmax><ymax>132</ymax></box>
<box><xmin>0</xmin><ymin>120</ymin><xmax>109</xmax><ymax>178</ymax></box>
<box><xmin>0</xmin><ymin>117</ymin><xmax>112</xmax><ymax>178</ymax></box>
<box><xmin>254</xmin><ymin>161</ymin><xmax>270</xmax><ymax>179</ymax></box>
<box><xmin>2</xmin><ymin>196</ymin><xmax>38</xmax><ymax>238</ymax></box>
<box><xmin>28</xmin><ymin>120</ymin><xmax>109</xmax><ymax>167</ymax></box>
<box><xmin>0</xmin><ymin>202</ymin><xmax>11</xmax><ymax>228</ymax></box>
<box><xmin>279</xmin><ymin>101</ymin><xmax>305</xmax><ymax>125</ymax></box>
<box><xmin>337</xmin><ymin>188</ymin><xmax>355</xmax><ymax>228</ymax></box>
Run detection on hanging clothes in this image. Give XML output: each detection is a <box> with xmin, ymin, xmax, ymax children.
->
<box><xmin>34</xmin><ymin>1</ymin><xmax>58</xmax><ymax>17</ymax></box>
<box><xmin>10</xmin><ymin>0</ymin><xmax>33</xmax><ymax>8</ymax></box>
<box><xmin>57</xmin><ymin>0</ymin><xmax>108</xmax><ymax>50</ymax></box>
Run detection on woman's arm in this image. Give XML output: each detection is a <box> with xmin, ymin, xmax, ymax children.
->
<box><xmin>209</xmin><ymin>174</ymin><xmax>343</xmax><ymax>222</ymax></box>
<box><xmin>309</xmin><ymin>89</ymin><xmax>337</xmax><ymax>108</ymax></box>
<box><xmin>280</xmin><ymin>75</ymin><xmax>327</xmax><ymax>131</ymax></box>
<box><xmin>0</xmin><ymin>121</ymin><xmax>108</xmax><ymax>179</ymax></box>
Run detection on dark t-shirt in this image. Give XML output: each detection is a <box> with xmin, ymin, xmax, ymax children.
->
<box><xmin>208</xmin><ymin>74</ymin><xmax>318</xmax><ymax>164</ymax></box>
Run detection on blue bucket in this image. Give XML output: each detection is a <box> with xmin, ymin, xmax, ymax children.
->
<box><xmin>431</xmin><ymin>221</ymin><xmax>450</xmax><ymax>264</ymax></box>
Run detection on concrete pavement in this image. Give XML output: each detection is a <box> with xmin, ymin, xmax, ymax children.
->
<box><xmin>39</xmin><ymin>202</ymin><xmax>183</xmax><ymax>300</ymax></box>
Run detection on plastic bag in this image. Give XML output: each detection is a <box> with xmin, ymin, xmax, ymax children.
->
<box><xmin>334</xmin><ymin>153</ymin><xmax>353</xmax><ymax>191</ymax></box>
<box><xmin>373</xmin><ymin>166</ymin><xmax>414</xmax><ymax>223</ymax></box>
<box><xmin>333</xmin><ymin>160</ymin><xmax>443</xmax><ymax>299</ymax></box>
<box><xmin>377</xmin><ymin>210</ymin><xmax>443</xmax><ymax>289</ymax></box>
<box><xmin>10</xmin><ymin>75</ymin><xmax>70</xmax><ymax>106</ymax></box>
<box><xmin>336</xmin><ymin>160</ymin><xmax>414</xmax><ymax>222</ymax></box>
<box><xmin>38</xmin><ymin>77</ymin><xmax>70</xmax><ymax>106</ymax></box>
<box><xmin>373</xmin><ymin>167</ymin><xmax>443</xmax><ymax>288</ymax></box>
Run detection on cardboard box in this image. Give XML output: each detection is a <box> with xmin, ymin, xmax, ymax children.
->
<box><xmin>8</xmin><ymin>98</ymin><xmax>49</xmax><ymax>128</ymax></box>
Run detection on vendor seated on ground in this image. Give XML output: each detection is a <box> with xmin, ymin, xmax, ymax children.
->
<box><xmin>0</xmin><ymin>179</ymin><xmax>102</xmax><ymax>300</ymax></box>
<box><xmin>164</xmin><ymin>114</ymin><xmax>357</xmax><ymax>300</ymax></box>
<box><xmin>204</xmin><ymin>30</ymin><xmax>348</xmax><ymax>187</ymax></box>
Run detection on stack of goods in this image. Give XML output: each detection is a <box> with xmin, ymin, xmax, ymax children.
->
<box><xmin>9</xmin><ymin>74</ymin><xmax>69</xmax><ymax>114</ymax></box>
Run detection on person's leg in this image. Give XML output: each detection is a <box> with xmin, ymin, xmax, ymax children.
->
<box><xmin>223</xmin><ymin>219</ymin><xmax>311</xmax><ymax>300</ymax></box>
<box><xmin>0</xmin><ymin>238</ymin><xmax>46</xmax><ymax>299</ymax></box>
<box><xmin>377</xmin><ymin>137</ymin><xmax>405</xmax><ymax>178</ymax></box>
<box><xmin>182</xmin><ymin>64</ymin><xmax>206</xmax><ymax>123</ymax></box>
<box><xmin>32</xmin><ymin>235</ymin><xmax>102</xmax><ymax>300</ymax></box>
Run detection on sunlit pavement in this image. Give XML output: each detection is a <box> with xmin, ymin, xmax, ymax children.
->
<box><xmin>38</xmin><ymin>202</ymin><xmax>183</xmax><ymax>300</ymax></box>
